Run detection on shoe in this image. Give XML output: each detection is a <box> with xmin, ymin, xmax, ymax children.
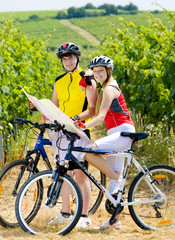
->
<box><xmin>48</xmin><ymin>215</ymin><xmax>72</xmax><ymax>225</ymax></box>
<box><xmin>94</xmin><ymin>220</ymin><xmax>121</xmax><ymax>230</ymax></box>
<box><xmin>76</xmin><ymin>217</ymin><xmax>91</xmax><ymax>228</ymax></box>
<box><xmin>108</xmin><ymin>178</ymin><xmax>122</xmax><ymax>195</ymax></box>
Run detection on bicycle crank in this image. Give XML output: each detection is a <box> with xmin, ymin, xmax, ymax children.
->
<box><xmin>105</xmin><ymin>193</ymin><xmax>124</xmax><ymax>215</ymax></box>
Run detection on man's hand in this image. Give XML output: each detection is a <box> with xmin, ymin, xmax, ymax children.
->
<box><xmin>29</xmin><ymin>101</ymin><xmax>37</xmax><ymax>111</ymax></box>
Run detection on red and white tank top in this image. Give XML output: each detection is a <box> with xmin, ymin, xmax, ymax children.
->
<box><xmin>104</xmin><ymin>83</ymin><xmax>134</xmax><ymax>131</ymax></box>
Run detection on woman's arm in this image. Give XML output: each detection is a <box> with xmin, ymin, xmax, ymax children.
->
<box><xmin>79</xmin><ymin>80</ymin><xmax>98</xmax><ymax>121</ymax></box>
<box><xmin>84</xmin><ymin>86</ymin><xmax>119</xmax><ymax>129</ymax></box>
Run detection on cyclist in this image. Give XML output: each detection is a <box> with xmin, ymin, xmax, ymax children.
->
<box><xmin>74</xmin><ymin>56</ymin><xmax>135</xmax><ymax>229</ymax></box>
<box><xmin>48</xmin><ymin>43</ymin><xmax>97</xmax><ymax>227</ymax></box>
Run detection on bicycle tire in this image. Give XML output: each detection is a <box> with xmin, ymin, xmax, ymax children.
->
<box><xmin>88</xmin><ymin>167</ymin><xmax>106</xmax><ymax>215</ymax></box>
<box><xmin>0</xmin><ymin>159</ymin><xmax>39</xmax><ymax>228</ymax></box>
<box><xmin>15</xmin><ymin>170</ymin><xmax>83</xmax><ymax>235</ymax></box>
<box><xmin>128</xmin><ymin>164</ymin><xmax>175</xmax><ymax>230</ymax></box>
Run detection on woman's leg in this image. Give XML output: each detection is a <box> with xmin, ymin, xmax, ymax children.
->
<box><xmin>85</xmin><ymin>152</ymin><xmax>121</xmax><ymax>180</ymax></box>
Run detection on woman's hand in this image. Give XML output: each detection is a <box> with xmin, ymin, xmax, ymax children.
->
<box><xmin>73</xmin><ymin>120</ymin><xmax>86</xmax><ymax>130</ymax></box>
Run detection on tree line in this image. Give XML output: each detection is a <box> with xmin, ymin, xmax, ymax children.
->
<box><xmin>54</xmin><ymin>2</ymin><xmax>138</xmax><ymax>19</ymax></box>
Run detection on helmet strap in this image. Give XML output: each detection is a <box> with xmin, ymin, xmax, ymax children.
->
<box><xmin>103</xmin><ymin>67</ymin><xmax>110</xmax><ymax>84</ymax></box>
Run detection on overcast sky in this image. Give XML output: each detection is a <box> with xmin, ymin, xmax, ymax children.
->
<box><xmin>0</xmin><ymin>0</ymin><xmax>175</xmax><ymax>12</ymax></box>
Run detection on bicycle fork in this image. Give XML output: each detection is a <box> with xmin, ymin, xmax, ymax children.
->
<box><xmin>45</xmin><ymin>163</ymin><xmax>67</xmax><ymax>207</ymax></box>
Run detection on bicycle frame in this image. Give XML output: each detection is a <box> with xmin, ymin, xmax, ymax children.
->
<box><xmin>12</xmin><ymin>132</ymin><xmax>52</xmax><ymax>197</ymax></box>
<box><xmin>34</xmin><ymin>134</ymin><xmax>52</xmax><ymax>169</ymax></box>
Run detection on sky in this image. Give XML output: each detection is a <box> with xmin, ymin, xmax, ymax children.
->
<box><xmin>0</xmin><ymin>0</ymin><xmax>175</xmax><ymax>12</ymax></box>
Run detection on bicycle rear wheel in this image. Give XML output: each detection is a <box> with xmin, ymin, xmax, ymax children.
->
<box><xmin>0</xmin><ymin>160</ymin><xmax>39</xmax><ymax>228</ymax></box>
<box><xmin>15</xmin><ymin>171</ymin><xmax>83</xmax><ymax>235</ymax></box>
<box><xmin>128</xmin><ymin>164</ymin><xmax>175</xmax><ymax>230</ymax></box>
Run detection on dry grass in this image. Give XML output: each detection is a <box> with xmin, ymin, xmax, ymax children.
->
<box><xmin>1</xmin><ymin>203</ymin><xmax>175</xmax><ymax>240</ymax></box>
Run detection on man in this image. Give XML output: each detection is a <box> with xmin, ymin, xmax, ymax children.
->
<box><xmin>49</xmin><ymin>42</ymin><xmax>97</xmax><ymax>227</ymax></box>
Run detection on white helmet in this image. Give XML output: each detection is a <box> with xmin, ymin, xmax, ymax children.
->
<box><xmin>88</xmin><ymin>56</ymin><xmax>113</xmax><ymax>70</ymax></box>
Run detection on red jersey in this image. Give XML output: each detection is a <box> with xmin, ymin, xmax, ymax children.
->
<box><xmin>104</xmin><ymin>88</ymin><xmax>134</xmax><ymax>131</ymax></box>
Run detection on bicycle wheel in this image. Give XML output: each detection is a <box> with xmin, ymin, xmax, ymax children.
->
<box><xmin>15</xmin><ymin>170</ymin><xmax>83</xmax><ymax>235</ymax></box>
<box><xmin>88</xmin><ymin>165</ymin><xmax>106</xmax><ymax>214</ymax></box>
<box><xmin>0</xmin><ymin>159</ymin><xmax>39</xmax><ymax>228</ymax></box>
<box><xmin>128</xmin><ymin>164</ymin><xmax>175</xmax><ymax>230</ymax></box>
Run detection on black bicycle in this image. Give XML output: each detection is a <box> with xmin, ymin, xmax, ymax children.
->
<box><xmin>15</xmin><ymin>120</ymin><xmax>175</xmax><ymax>235</ymax></box>
<box><xmin>0</xmin><ymin>118</ymin><xmax>105</xmax><ymax>228</ymax></box>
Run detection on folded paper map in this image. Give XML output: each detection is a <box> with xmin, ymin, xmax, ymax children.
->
<box><xmin>22</xmin><ymin>88</ymin><xmax>91</xmax><ymax>145</ymax></box>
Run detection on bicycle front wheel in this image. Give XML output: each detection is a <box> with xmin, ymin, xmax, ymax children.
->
<box><xmin>15</xmin><ymin>170</ymin><xmax>83</xmax><ymax>235</ymax></box>
<box><xmin>0</xmin><ymin>160</ymin><xmax>39</xmax><ymax>228</ymax></box>
<box><xmin>128</xmin><ymin>164</ymin><xmax>175</xmax><ymax>230</ymax></box>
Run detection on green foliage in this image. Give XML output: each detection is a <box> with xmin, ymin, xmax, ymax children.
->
<box><xmin>98</xmin><ymin>4</ymin><xmax>118</xmax><ymax>15</ymax></box>
<box><xmin>84</xmin><ymin>3</ymin><xmax>96</xmax><ymax>9</ymax></box>
<box><xmin>0</xmin><ymin>18</ymin><xmax>60</xmax><ymax>159</ymax></box>
<box><xmin>98</xmin><ymin>13</ymin><xmax>175</xmax><ymax>127</ymax></box>
<box><xmin>55</xmin><ymin>11</ymin><xmax>68</xmax><ymax>19</ymax></box>
<box><xmin>123</xmin><ymin>2</ymin><xmax>138</xmax><ymax>11</ymax></box>
<box><xmin>0</xmin><ymin>18</ymin><xmax>58</xmax><ymax>123</ymax></box>
<box><xmin>135</xmin><ymin>124</ymin><xmax>175</xmax><ymax>167</ymax></box>
<box><xmin>68</xmin><ymin>7</ymin><xmax>86</xmax><ymax>18</ymax></box>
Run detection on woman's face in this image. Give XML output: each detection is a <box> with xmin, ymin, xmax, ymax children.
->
<box><xmin>93</xmin><ymin>66</ymin><xmax>107</xmax><ymax>85</ymax></box>
<box><xmin>62</xmin><ymin>54</ymin><xmax>78</xmax><ymax>72</ymax></box>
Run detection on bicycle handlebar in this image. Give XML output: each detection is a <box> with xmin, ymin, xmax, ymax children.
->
<box><xmin>54</xmin><ymin>120</ymin><xmax>80</xmax><ymax>141</ymax></box>
<box><xmin>14</xmin><ymin>118</ymin><xmax>80</xmax><ymax>141</ymax></box>
<box><xmin>14</xmin><ymin>117</ymin><xmax>54</xmax><ymax>131</ymax></box>
<box><xmin>14</xmin><ymin>117</ymin><xmax>35</xmax><ymax>125</ymax></box>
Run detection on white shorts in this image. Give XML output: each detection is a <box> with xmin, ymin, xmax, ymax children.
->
<box><xmin>95</xmin><ymin>124</ymin><xmax>135</xmax><ymax>172</ymax></box>
<box><xmin>47</xmin><ymin>129</ymin><xmax>92</xmax><ymax>162</ymax></box>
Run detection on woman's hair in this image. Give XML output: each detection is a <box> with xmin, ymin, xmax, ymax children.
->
<box><xmin>95</xmin><ymin>67</ymin><xmax>113</xmax><ymax>116</ymax></box>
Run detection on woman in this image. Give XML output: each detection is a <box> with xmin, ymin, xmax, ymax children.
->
<box><xmin>74</xmin><ymin>56</ymin><xmax>135</xmax><ymax>229</ymax></box>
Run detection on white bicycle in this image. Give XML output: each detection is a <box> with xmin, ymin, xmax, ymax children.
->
<box><xmin>15</xmin><ymin>121</ymin><xmax>175</xmax><ymax>235</ymax></box>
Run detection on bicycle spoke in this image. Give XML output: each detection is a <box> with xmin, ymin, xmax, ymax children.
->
<box><xmin>128</xmin><ymin>165</ymin><xmax>175</xmax><ymax>230</ymax></box>
<box><xmin>16</xmin><ymin>171</ymin><xmax>83</xmax><ymax>235</ymax></box>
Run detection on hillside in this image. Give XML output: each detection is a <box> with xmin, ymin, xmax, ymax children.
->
<box><xmin>0</xmin><ymin>10</ymin><xmax>172</xmax><ymax>52</ymax></box>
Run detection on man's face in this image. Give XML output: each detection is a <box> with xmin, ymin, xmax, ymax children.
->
<box><xmin>62</xmin><ymin>54</ymin><xmax>78</xmax><ymax>72</ymax></box>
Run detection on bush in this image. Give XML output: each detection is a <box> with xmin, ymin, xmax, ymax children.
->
<box><xmin>28</xmin><ymin>14</ymin><xmax>39</xmax><ymax>21</ymax></box>
<box><xmin>55</xmin><ymin>11</ymin><xmax>68</xmax><ymax>19</ymax></box>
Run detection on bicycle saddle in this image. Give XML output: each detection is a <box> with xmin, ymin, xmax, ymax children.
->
<box><xmin>121</xmin><ymin>132</ymin><xmax>149</xmax><ymax>141</ymax></box>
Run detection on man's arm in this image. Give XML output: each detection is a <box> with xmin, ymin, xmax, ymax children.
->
<box><xmin>79</xmin><ymin>80</ymin><xmax>97</xmax><ymax>121</ymax></box>
<box><xmin>51</xmin><ymin>84</ymin><xmax>59</xmax><ymax>107</ymax></box>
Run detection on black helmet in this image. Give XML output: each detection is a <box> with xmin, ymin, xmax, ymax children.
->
<box><xmin>88</xmin><ymin>56</ymin><xmax>113</xmax><ymax>70</ymax></box>
<box><xmin>57</xmin><ymin>42</ymin><xmax>81</xmax><ymax>58</ymax></box>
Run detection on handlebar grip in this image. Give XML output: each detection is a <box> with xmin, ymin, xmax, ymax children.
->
<box><xmin>14</xmin><ymin>117</ymin><xmax>32</xmax><ymax>125</ymax></box>
<box><xmin>54</xmin><ymin>120</ymin><xmax>62</xmax><ymax>129</ymax></box>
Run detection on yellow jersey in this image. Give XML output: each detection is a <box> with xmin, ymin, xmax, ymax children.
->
<box><xmin>55</xmin><ymin>68</ymin><xmax>87</xmax><ymax>118</ymax></box>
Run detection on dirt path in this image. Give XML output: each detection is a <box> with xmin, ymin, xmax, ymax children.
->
<box><xmin>60</xmin><ymin>19</ymin><xmax>100</xmax><ymax>45</ymax></box>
